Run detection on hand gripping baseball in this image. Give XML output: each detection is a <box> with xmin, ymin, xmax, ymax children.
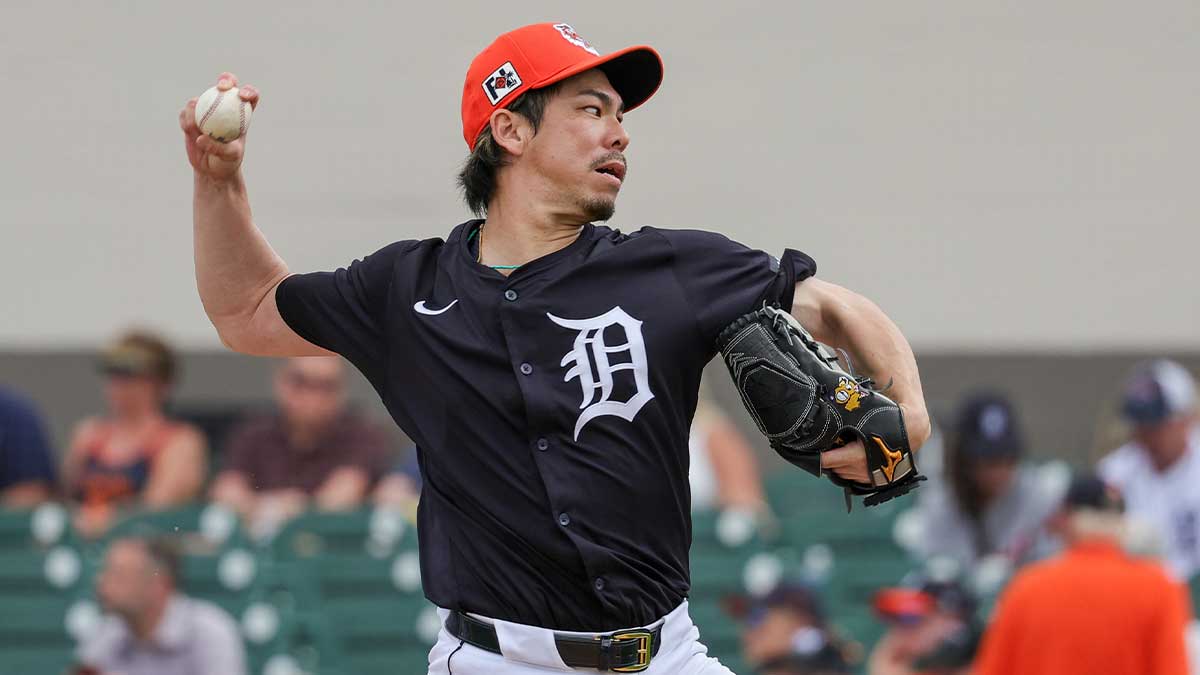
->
<box><xmin>179</xmin><ymin>72</ymin><xmax>259</xmax><ymax>181</ymax></box>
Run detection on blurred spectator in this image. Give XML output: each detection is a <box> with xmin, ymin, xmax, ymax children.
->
<box><xmin>912</xmin><ymin>392</ymin><xmax>1062</xmax><ymax>569</ymax></box>
<box><xmin>373</xmin><ymin>449</ymin><xmax>422</xmax><ymax>517</ymax></box>
<box><xmin>690</xmin><ymin>397</ymin><xmax>770</xmax><ymax>513</ymax></box>
<box><xmin>1098</xmin><ymin>359</ymin><xmax>1200</xmax><ymax>580</ymax></box>
<box><xmin>973</xmin><ymin>474</ymin><xmax>1189</xmax><ymax>675</ymax></box>
<box><xmin>62</xmin><ymin>331</ymin><xmax>207</xmax><ymax>537</ymax></box>
<box><xmin>758</xmin><ymin>648</ymin><xmax>853</xmax><ymax>675</ymax></box>
<box><xmin>0</xmin><ymin>385</ymin><xmax>57</xmax><ymax>508</ymax></box>
<box><xmin>211</xmin><ymin>357</ymin><xmax>390</xmax><ymax>537</ymax></box>
<box><xmin>74</xmin><ymin>536</ymin><xmax>246</xmax><ymax>675</ymax></box>
<box><xmin>727</xmin><ymin>583</ymin><xmax>854</xmax><ymax>673</ymax></box>
<box><xmin>868</xmin><ymin>577</ymin><xmax>979</xmax><ymax>675</ymax></box>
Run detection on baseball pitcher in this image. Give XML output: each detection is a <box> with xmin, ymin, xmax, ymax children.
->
<box><xmin>180</xmin><ymin>22</ymin><xmax>931</xmax><ymax>675</ymax></box>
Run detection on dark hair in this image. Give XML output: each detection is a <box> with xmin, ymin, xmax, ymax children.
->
<box><xmin>947</xmin><ymin>436</ymin><xmax>1020</xmax><ymax>558</ymax></box>
<box><xmin>457</xmin><ymin>84</ymin><xmax>561</xmax><ymax>216</ymax></box>
<box><xmin>944</xmin><ymin>391</ymin><xmax>1024</xmax><ymax>556</ymax></box>
<box><xmin>100</xmin><ymin>329</ymin><xmax>178</xmax><ymax>385</ymax></box>
<box><xmin>116</xmin><ymin>535</ymin><xmax>181</xmax><ymax>587</ymax></box>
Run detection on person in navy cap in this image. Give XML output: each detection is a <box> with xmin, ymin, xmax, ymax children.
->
<box><xmin>1098</xmin><ymin>359</ymin><xmax>1200</xmax><ymax>580</ymax></box>
<box><xmin>723</xmin><ymin>583</ymin><xmax>855</xmax><ymax>674</ymax></box>
<box><xmin>911</xmin><ymin>391</ymin><xmax>1064</xmax><ymax>570</ymax></box>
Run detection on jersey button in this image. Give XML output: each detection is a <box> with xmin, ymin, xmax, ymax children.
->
<box><xmin>519</xmin><ymin>363</ymin><xmax>533</xmax><ymax>375</ymax></box>
<box><xmin>558</xmin><ymin>513</ymin><xmax>571</xmax><ymax>527</ymax></box>
<box><xmin>536</xmin><ymin>438</ymin><xmax>550</xmax><ymax>451</ymax></box>
<box><xmin>594</xmin><ymin>577</ymin><xmax>606</xmax><ymax>591</ymax></box>
<box><xmin>504</xmin><ymin>289</ymin><xmax>518</xmax><ymax>301</ymax></box>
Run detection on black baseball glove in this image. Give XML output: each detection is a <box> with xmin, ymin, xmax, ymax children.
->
<box><xmin>716</xmin><ymin>306</ymin><xmax>925</xmax><ymax>510</ymax></box>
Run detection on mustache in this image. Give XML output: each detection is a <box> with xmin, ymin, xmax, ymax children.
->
<box><xmin>590</xmin><ymin>152</ymin><xmax>628</xmax><ymax>171</ymax></box>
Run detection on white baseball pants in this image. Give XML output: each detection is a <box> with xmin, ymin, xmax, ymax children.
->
<box><xmin>426</xmin><ymin>600</ymin><xmax>736</xmax><ymax>675</ymax></box>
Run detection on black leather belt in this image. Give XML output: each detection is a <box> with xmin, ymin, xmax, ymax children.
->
<box><xmin>445</xmin><ymin>610</ymin><xmax>662</xmax><ymax>672</ymax></box>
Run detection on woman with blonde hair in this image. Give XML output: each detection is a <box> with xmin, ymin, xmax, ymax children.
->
<box><xmin>62</xmin><ymin>330</ymin><xmax>207</xmax><ymax>537</ymax></box>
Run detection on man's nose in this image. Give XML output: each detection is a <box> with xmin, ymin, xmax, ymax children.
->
<box><xmin>609</xmin><ymin>119</ymin><xmax>629</xmax><ymax>150</ymax></box>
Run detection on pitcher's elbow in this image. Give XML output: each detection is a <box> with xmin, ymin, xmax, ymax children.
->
<box><xmin>210</xmin><ymin>320</ymin><xmax>247</xmax><ymax>354</ymax></box>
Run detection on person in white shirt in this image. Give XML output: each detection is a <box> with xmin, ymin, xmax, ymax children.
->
<box><xmin>74</xmin><ymin>536</ymin><xmax>247</xmax><ymax>675</ymax></box>
<box><xmin>1098</xmin><ymin>359</ymin><xmax>1200</xmax><ymax>581</ymax></box>
<box><xmin>913</xmin><ymin>392</ymin><xmax>1064</xmax><ymax>570</ymax></box>
<box><xmin>688</xmin><ymin>398</ymin><xmax>769</xmax><ymax>513</ymax></box>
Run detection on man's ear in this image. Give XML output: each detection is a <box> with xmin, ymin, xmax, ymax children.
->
<box><xmin>490</xmin><ymin>108</ymin><xmax>531</xmax><ymax>157</ymax></box>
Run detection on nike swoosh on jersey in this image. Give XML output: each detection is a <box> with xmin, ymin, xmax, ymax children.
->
<box><xmin>413</xmin><ymin>299</ymin><xmax>459</xmax><ymax>316</ymax></box>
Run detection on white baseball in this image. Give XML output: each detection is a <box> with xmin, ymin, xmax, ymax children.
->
<box><xmin>194</xmin><ymin>85</ymin><xmax>252</xmax><ymax>143</ymax></box>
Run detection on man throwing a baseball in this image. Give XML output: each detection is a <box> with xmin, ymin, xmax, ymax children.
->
<box><xmin>181</xmin><ymin>22</ymin><xmax>930</xmax><ymax>675</ymax></box>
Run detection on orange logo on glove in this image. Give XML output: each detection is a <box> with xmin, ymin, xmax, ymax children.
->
<box><xmin>873</xmin><ymin>436</ymin><xmax>904</xmax><ymax>483</ymax></box>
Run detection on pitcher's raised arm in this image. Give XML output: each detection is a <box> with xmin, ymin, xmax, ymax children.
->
<box><xmin>181</xmin><ymin>73</ymin><xmax>330</xmax><ymax>356</ymax></box>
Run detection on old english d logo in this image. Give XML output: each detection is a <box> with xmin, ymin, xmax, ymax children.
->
<box><xmin>548</xmin><ymin>307</ymin><xmax>655</xmax><ymax>441</ymax></box>
<box><xmin>872</xmin><ymin>435</ymin><xmax>904</xmax><ymax>483</ymax></box>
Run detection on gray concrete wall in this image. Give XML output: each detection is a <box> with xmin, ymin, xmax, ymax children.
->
<box><xmin>3</xmin><ymin>1</ymin><xmax>1198</xmax><ymax>351</ymax></box>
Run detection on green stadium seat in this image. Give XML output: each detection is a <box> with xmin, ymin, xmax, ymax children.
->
<box><xmin>688</xmin><ymin>598</ymin><xmax>749</xmax><ymax>674</ymax></box>
<box><xmin>269</xmin><ymin>509</ymin><xmax>415</xmax><ymax>563</ymax></box>
<box><xmin>688</xmin><ymin>510</ymin><xmax>771</xmax><ymax>669</ymax></box>
<box><xmin>282</xmin><ymin>608</ymin><xmax>364</xmax><ymax>675</ymax></box>
<box><xmin>765</xmin><ymin>474</ymin><xmax>851</xmax><ymax>515</ymax></box>
<box><xmin>690</xmin><ymin>509</ymin><xmax>769</xmax><ymax>592</ymax></box>
<box><xmin>0</xmin><ymin>647</ymin><xmax>73</xmax><ymax>675</ymax></box>
<box><xmin>103</xmin><ymin>505</ymin><xmax>202</xmax><ymax>538</ymax></box>
<box><xmin>276</xmin><ymin>546</ymin><xmax>433</xmax><ymax>675</ymax></box>
<box><xmin>0</xmin><ymin>546</ymin><xmax>93</xmax><ymax>596</ymax></box>
<box><xmin>0</xmin><ymin>508</ymin><xmax>37</xmax><ymax>552</ymax></box>
<box><xmin>176</xmin><ymin>547</ymin><xmax>263</xmax><ymax>616</ymax></box>
<box><xmin>0</xmin><ymin>505</ymin><xmax>74</xmax><ymax>553</ymax></box>
<box><xmin>323</xmin><ymin>596</ymin><xmax>436</xmax><ymax>673</ymax></box>
<box><xmin>0</xmin><ymin>547</ymin><xmax>93</xmax><ymax>674</ymax></box>
<box><xmin>689</xmin><ymin>597</ymin><xmax>740</xmax><ymax>638</ymax></box>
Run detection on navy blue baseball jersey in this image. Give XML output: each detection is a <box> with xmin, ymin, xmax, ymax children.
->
<box><xmin>276</xmin><ymin>220</ymin><xmax>815</xmax><ymax>630</ymax></box>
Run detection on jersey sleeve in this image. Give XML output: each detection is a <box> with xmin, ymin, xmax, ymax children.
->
<box><xmin>656</xmin><ymin>229</ymin><xmax>817</xmax><ymax>344</ymax></box>
<box><xmin>275</xmin><ymin>241</ymin><xmax>415</xmax><ymax>387</ymax></box>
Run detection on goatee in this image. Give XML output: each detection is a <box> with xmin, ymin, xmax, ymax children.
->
<box><xmin>581</xmin><ymin>197</ymin><xmax>615</xmax><ymax>223</ymax></box>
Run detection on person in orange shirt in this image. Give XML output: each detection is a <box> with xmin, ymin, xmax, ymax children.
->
<box><xmin>973</xmin><ymin>473</ymin><xmax>1189</xmax><ymax>675</ymax></box>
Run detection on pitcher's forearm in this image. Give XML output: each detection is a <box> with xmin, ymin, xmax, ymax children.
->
<box><xmin>193</xmin><ymin>172</ymin><xmax>290</xmax><ymax>331</ymax></box>
<box><xmin>793</xmin><ymin>279</ymin><xmax>931</xmax><ymax>448</ymax></box>
<box><xmin>827</xmin><ymin>294</ymin><xmax>931</xmax><ymax>447</ymax></box>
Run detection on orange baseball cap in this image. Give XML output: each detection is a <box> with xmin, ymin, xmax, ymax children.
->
<box><xmin>461</xmin><ymin>22</ymin><xmax>663</xmax><ymax>149</ymax></box>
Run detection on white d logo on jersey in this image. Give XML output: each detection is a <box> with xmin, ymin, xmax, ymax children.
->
<box><xmin>548</xmin><ymin>307</ymin><xmax>655</xmax><ymax>440</ymax></box>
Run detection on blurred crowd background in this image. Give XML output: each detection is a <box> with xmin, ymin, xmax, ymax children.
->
<box><xmin>3</xmin><ymin>1</ymin><xmax>1198</xmax><ymax>674</ymax></box>
<box><xmin>1</xmin><ymin>332</ymin><xmax>1198</xmax><ymax>674</ymax></box>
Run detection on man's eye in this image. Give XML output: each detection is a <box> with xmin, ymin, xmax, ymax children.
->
<box><xmin>583</xmin><ymin>106</ymin><xmax>601</xmax><ymax>116</ymax></box>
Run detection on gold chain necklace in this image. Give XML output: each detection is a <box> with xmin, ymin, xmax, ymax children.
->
<box><xmin>477</xmin><ymin>224</ymin><xmax>521</xmax><ymax>271</ymax></box>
